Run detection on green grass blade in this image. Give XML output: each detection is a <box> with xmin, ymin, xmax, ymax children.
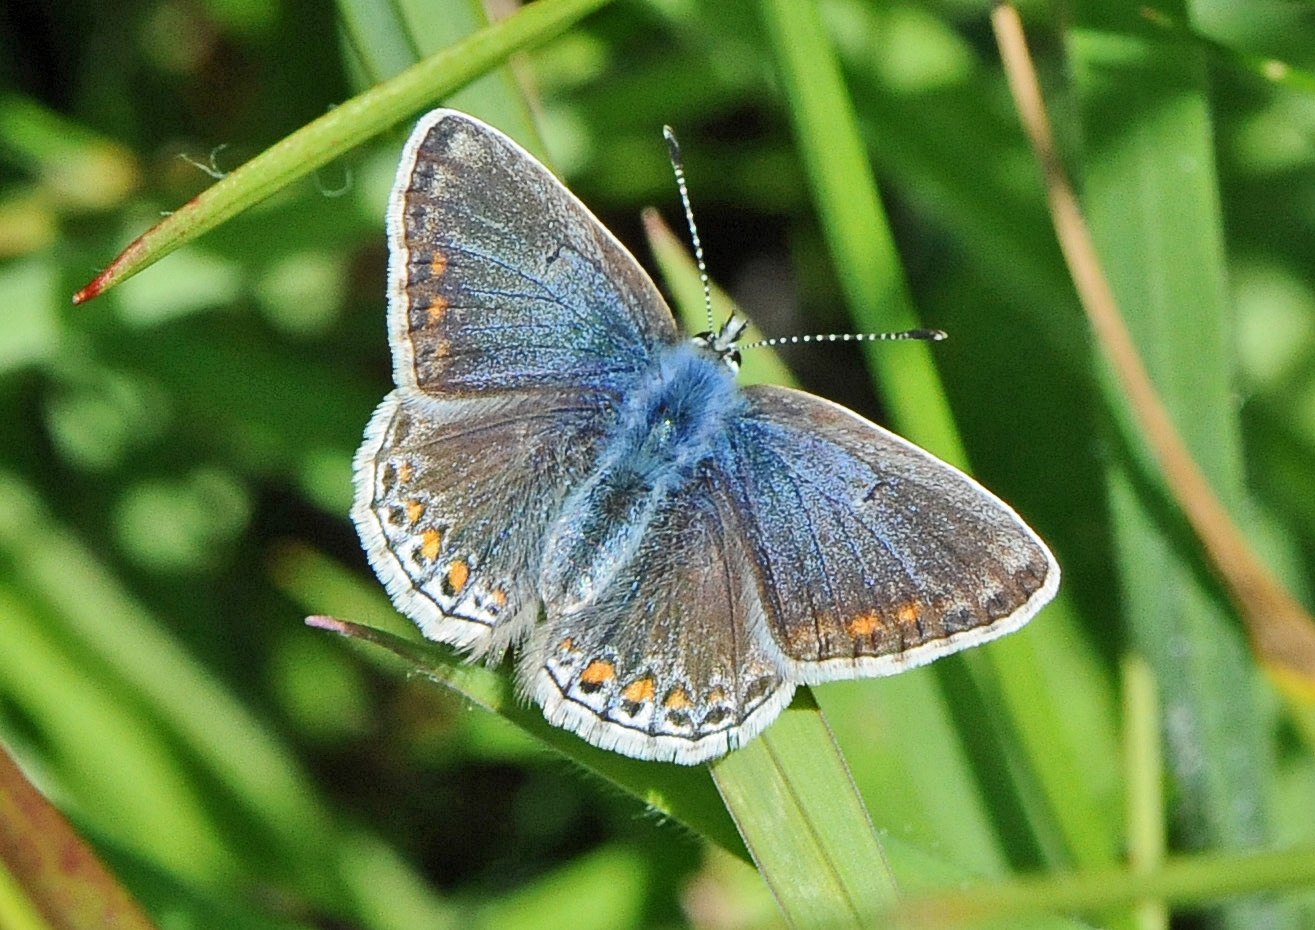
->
<box><xmin>893</xmin><ymin>843</ymin><xmax>1315</xmax><ymax>928</ymax></box>
<box><xmin>277</xmin><ymin>545</ymin><xmax>749</xmax><ymax>861</ymax></box>
<box><xmin>755</xmin><ymin>0</ymin><xmax>960</xmax><ymax>463</ymax></box>
<box><xmin>71</xmin><ymin>0</ymin><xmax>616</xmax><ymax>304</ymax></box>
<box><xmin>1122</xmin><ymin>655</ymin><xmax>1169</xmax><ymax>930</ymax></box>
<box><xmin>1069</xmin><ymin>12</ymin><xmax>1288</xmax><ymax>929</ymax></box>
<box><xmin>709</xmin><ymin>694</ymin><xmax>897</xmax><ymax>928</ymax></box>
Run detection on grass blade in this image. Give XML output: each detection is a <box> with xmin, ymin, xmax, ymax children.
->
<box><xmin>710</xmin><ymin>693</ymin><xmax>897</xmax><ymax>928</ymax></box>
<box><xmin>279</xmin><ymin>546</ymin><xmax>749</xmax><ymax>861</ymax></box>
<box><xmin>71</xmin><ymin>0</ymin><xmax>616</xmax><ymax>304</ymax></box>
<box><xmin>893</xmin><ymin>843</ymin><xmax>1315</xmax><ymax>928</ymax></box>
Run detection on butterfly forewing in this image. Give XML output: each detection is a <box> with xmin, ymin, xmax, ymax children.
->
<box><xmin>388</xmin><ymin>110</ymin><xmax>679</xmax><ymax>397</ymax></box>
<box><xmin>722</xmin><ymin>385</ymin><xmax>1059</xmax><ymax>683</ymax></box>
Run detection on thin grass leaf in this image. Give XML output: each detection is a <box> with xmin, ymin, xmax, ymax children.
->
<box><xmin>71</xmin><ymin>0</ymin><xmax>616</xmax><ymax>304</ymax></box>
<box><xmin>278</xmin><ymin>545</ymin><xmax>749</xmax><ymax>861</ymax></box>
<box><xmin>1062</xmin><ymin>7</ymin><xmax>1291</xmax><ymax>928</ymax></box>
<box><xmin>891</xmin><ymin>843</ymin><xmax>1315</xmax><ymax>929</ymax></box>
<box><xmin>709</xmin><ymin>695</ymin><xmax>897</xmax><ymax>928</ymax></box>
<box><xmin>1122</xmin><ymin>655</ymin><xmax>1169</xmax><ymax>930</ymax></box>
<box><xmin>755</xmin><ymin>0</ymin><xmax>960</xmax><ymax>462</ymax></box>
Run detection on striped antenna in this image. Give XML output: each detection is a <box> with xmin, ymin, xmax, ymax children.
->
<box><xmin>742</xmin><ymin>328</ymin><xmax>947</xmax><ymax>350</ymax></box>
<box><xmin>663</xmin><ymin>125</ymin><xmax>714</xmax><ymax>334</ymax></box>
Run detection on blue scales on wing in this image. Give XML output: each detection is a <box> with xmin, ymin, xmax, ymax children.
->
<box><xmin>353</xmin><ymin>390</ymin><xmax>607</xmax><ymax>658</ymax></box>
<box><xmin>718</xmin><ymin>385</ymin><xmax>1060</xmax><ymax>683</ymax></box>
<box><xmin>527</xmin><ymin>477</ymin><xmax>794</xmax><ymax>766</ymax></box>
<box><xmin>356</xmin><ymin>110</ymin><xmax>684</xmax><ymax>659</ymax></box>
<box><xmin>387</xmin><ymin>110</ymin><xmax>679</xmax><ymax>398</ymax></box>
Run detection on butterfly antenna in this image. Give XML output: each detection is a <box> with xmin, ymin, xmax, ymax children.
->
<box><xmin>663</xmin><ymin>125</ymin><xmax>715</xmax><ymax>334</ymax></box>
<box><xmin>741</xmin><ymin>328</ymin><xmax>947</xmax><ymax>350</ymax></box>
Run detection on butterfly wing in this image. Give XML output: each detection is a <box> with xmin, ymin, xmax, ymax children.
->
<box><xmin>525</xmin><ymin>483</ymin><xmax>795</xmax><ymax>765</ymax></box>
<box><xmin>720</xmin><ymin>385</ymin><xmax>1059</xmax><ymax>682</ymax></box>
<box><xmin>358</xmin><ymin>110</ymin><xmax>680</xmax><ymax>657</ymax></box>
<box><xmin>388</xmin><ymin>109</ymin><xmax>679</xmax><ymax>397</ymax></box>
<box><xmin>353</xmin><ymin>389</ymin><xmax>609</xmax><ymax>657</ymax></box>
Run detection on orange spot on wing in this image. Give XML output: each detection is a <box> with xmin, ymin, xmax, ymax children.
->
<box><xmin>896</xmin><ymin>602</ymin><xmax>921</xmax><ymax>625</ymax></box>
<box><xmin>621</xmin><ymin>677</ymin><xmax>656</xmax><ymax>704</ymax></box>
<box><xmin>580</xmin><ymin>659</ymin><xmax>616</xmax><ymax>686</ymax></box>
<box><xmin>431</xmin><ymin>252</ymin><xmax>448</xmax><ymax>278</ymax></box>
<box><xmin>447</xmin><ymin>559</ymin><xmax>469</xmax><ymax>593</ymax></box>
<box><xmin>663</xmin><ymin>688</ymin><xmax>691</xmax><ymax>710</ymax></box>
<box><xmin>848</xmin><ymin>612</ymin><xmax>881</xmax><ymax>637</ymax></box>
<box><xmin>558</xmin><ymin>637</ymin><xmax>575</xmax><ymax>653</ymax></box>
<box><xmin>707</xmin><ymin>687</ymin><xmax>727</xmax><ymax>705</ymax></box>
<box><xmin>490</xmin><ymin>589</ymin><xmax>507</xmax><ymax>608</ymax></box>
<box><xmin>405</xmin><ymin>500</ymin><xmax>426</xmax><ymax>525</ymax></box>
<box><xmin>396</xmin><ymin>461</ymin><xmax>414</xmax><ymax>483</ymax></box>
<box><xmin>420</xmin><ymin>529</ymin><xmax>442</xmax><ymax>561</ymax></box>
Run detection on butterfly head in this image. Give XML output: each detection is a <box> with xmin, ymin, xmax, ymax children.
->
<box><xmin>692</xmin><ymin>315</ymin><xmax>748</xmax><ymax>372</ymax></box>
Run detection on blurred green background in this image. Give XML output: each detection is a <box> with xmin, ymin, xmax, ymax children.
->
<box><xmin>2</xmin><ymin>0</ymin><xmax>1315</xmax><ymax>928</ymax></box>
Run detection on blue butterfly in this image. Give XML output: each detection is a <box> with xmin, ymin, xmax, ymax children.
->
<box><xmin>353</xmin><ymin>110</ymin><xmax>1059</xmax><ymax>765</ymax></box>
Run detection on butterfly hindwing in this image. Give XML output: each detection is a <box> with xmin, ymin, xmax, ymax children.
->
<box><xmin>526</xmin><ymin>480</ymin><xmax>795</xmax><ymax>765</ymax></box>
<box><xmin>721</xmin><ymin>385</ymin><xmax>1059</xmax><ymax>683</ymax></box>
<box><xmin>353</xmin><ymin>389</ymin><xmax>608</xmax><ymax>658</ymax></box>
<box><xmin>388</xmin><ymin>109</ymin><xmax>679</xmax><ymax>398</ymax></box>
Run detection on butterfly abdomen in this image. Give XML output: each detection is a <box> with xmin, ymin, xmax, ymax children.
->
<box><xmin>538</xmin><ymin>341</ymin><xmax>741</xmax><ymax>616</ymax></box>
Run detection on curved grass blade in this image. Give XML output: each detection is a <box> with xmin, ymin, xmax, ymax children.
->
<box><xmin>71</xmin><ymin>0</ymin><xmax>616</xmax><ymax>304</ymax></box>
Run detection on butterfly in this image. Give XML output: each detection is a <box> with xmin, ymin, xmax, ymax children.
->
<box><xmin>352</xmin><ymin>109</ymin><xmax>1060</xmax><ymax>765</ymax></box>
